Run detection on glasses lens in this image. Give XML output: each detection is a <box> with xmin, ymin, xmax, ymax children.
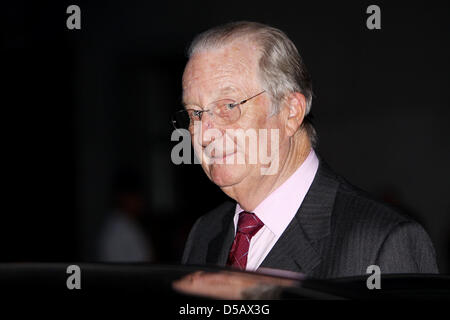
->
<box><xmin>212</xmin><ymin>100</ymin><xmax>240</xmax><ymax>125</ymax></box>
<box><xmin>172</xmin><ymin>110</ymin><xmax>191</xmax><ymax>130</ymax></box>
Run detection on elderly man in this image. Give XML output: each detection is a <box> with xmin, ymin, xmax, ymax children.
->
<box><xmin>174</xmin><ymin>21</ymin><xmax>438</xmax><ymax>278</ymax></box>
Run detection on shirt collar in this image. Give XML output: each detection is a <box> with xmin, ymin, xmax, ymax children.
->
<box><xmin>235</xmin><ymin>148</ymin><xmax>319</xmax><ymax>236</ymax></box>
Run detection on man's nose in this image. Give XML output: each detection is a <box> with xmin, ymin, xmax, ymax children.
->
<box><xmin>200</xmin><ymin>111</ymin><xmax>215</xmax><ymax>148</ymax></box>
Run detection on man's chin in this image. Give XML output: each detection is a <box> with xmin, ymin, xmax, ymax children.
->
<box><xmin>208</xmin><ymin>163</ymin><xmax>246</xmax><ymax>188</ymax></box>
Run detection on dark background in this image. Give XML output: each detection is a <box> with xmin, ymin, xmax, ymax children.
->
<box><xmin>3</xmin><ymin>1</ymin><xmax>449</xmax><ymax>272</ymax></box>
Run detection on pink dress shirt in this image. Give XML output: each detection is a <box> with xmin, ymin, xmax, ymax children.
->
<box><xmin>233</xmin><ymin>148</ymin><xmax>319</xmax><ymax>271</ymax></box>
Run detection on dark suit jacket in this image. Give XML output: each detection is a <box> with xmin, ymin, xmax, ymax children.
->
<box><xmin>182</xmin><ymin>160</ymin><xmax>438</xmax><ymax>278</ymax></box>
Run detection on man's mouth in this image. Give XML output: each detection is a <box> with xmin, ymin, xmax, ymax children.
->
<box><xmin>208</xmin><ymin>151</ymin><xmax>237</xmax><ymax>162</ymax></box>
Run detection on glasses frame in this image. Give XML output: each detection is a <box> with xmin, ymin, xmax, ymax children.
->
<box><xmin>172</xmin><ymin>90</ymin><xmax>266</xmax><ymax>130</ymax></box>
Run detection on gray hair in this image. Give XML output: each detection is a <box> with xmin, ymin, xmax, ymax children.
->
<box><xmin>187</xmin><ymin>21</ymin><xmax>317</xmax><ymax>146</ymax></box>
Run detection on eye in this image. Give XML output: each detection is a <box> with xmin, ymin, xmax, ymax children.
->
<box><xmin>192</xmin><ymin>110</ymin><xmax>203</xmax><ymax>118</ymax></box>
<box><xmin>225</xmin><ymin>103</ymin><xmax>236</xmax><ymax>110</ymax></box>
<box><xmin>210</xmin><ymin>99</ymin><xmax>237</xmax><ymax>117</ymax></box>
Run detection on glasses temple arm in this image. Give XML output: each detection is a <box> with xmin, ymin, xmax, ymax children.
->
<box><xmin>239</xmin><ymin>90</ymin><xmax>266</xmax><ymax>105</ymax></box>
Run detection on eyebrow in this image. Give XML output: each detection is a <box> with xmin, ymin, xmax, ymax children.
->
<box><xmin>219</xmin><ymin>86</ymin><xmax>239</xmax><ymax>95</ymax></box>
<box><xmin>182</xmin><ymin>86</ymin><xmax>240</xmax><ymax>107</ymax></box>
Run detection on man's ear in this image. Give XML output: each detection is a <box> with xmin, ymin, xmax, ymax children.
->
<box><xmin>284</xmin><ymin>92</ymin><xmax>307</xmax><ymax>137</ymax></box>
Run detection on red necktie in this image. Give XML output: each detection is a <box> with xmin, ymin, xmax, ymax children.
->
<box><xmin>227</xmin><ymin>211</ymin><xmax>264</xmax><ymax>270</ymax></box>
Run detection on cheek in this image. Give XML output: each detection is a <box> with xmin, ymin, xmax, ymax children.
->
<box><xmin>191</xmin><ymin>134</ymin><xmax>205</xmax><ymax>162</ymax></box>
<box><xmin>191</xmin><ymin>134</ymin><xmax>200</xmax><ymax>151</ymax></box>
<box><xmin>264</xmin><ymin>112</ymin><xmax>286</xmax><ymax>134</ymax></box>
<box><xmin>245</xmin><ymin>101</ymin><xmax>273</xmax><ymax>128</ymax></box>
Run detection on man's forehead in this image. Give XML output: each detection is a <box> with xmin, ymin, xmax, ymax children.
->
<box><xmin>182</xmin><ymin>45</ymin><xmax>260</xmax><ymax>102</ymax></box>
<box><xmin>184</xmin><ymin>41</ymin><xmax>259</xmax><ymax>79</ymax></box>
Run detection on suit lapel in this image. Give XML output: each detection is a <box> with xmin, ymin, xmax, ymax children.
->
<box><xmin>259</xmin><ymin>215</ymin><xmax>321</xmax><ymax>273</ymax></box>
<box><xmin>206</xmin><ymin>203</ymin><xmax>236</xmax><ymax>266</ymax></box>
<box><xmin>260</xmin><ymin>159</ymin><xmax>339</xmax><ymax>274</ymax></box>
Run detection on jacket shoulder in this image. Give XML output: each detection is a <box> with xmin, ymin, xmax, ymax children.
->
<box><xmin>333</xmin><ymin>176</ymin><xmax>413</xmax><ymax>231</ymax></box>
<box><xmin>320</xmin><ymin>176</ymin><xmax>437</xmax><ymax>276</ymax></box>
<box><xmin>181</xmin><ymin>200</ymin><xmax>235</xmax><ymax>264</ymax></box>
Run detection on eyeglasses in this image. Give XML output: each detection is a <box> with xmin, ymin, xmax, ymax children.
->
<box><xmin>171</xmin><ymin>91</ymin><xmax>266</xmax><ymax>130</ymax></box>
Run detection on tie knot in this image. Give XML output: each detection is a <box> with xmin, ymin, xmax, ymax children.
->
<box><xmin>237</xmin><ymin>211</ymin><xmax>264</xmax><ymax>236</ymax></box>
